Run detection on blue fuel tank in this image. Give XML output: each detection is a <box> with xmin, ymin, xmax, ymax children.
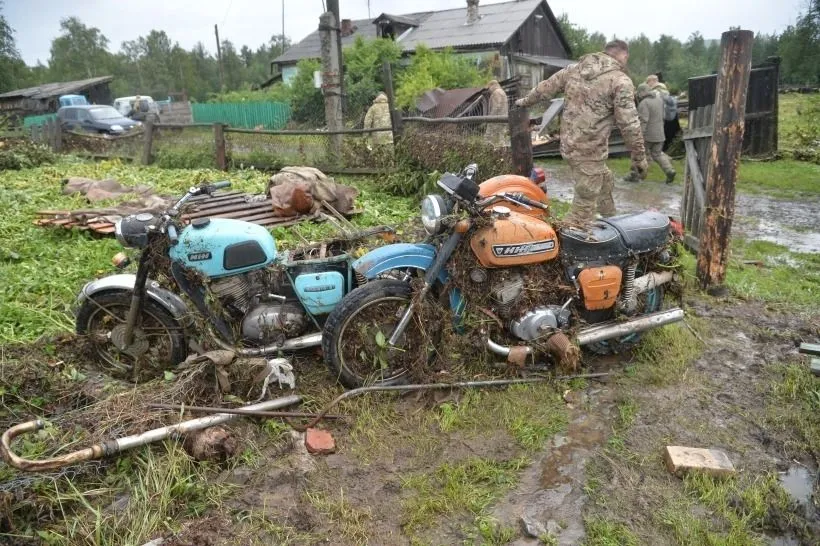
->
<box><xmin>168</xmin><ymin>218</ymin><xmax>277</xmax><ymax>278</ymax></box>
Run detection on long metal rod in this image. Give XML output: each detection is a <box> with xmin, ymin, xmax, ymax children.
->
<box><xmin>290</xmin><ymin>374</ymin><xmax>609</xmax><ymax>432</ymax></box>
<box><xmin>1</xmin><ymin>395</ymin><xmax>302</xmax><ymax>472</ymax></box>
<box><xmin>148</xmin><ymin>403</ymin><xmax>343</xmax><ymax>420</ymax></box>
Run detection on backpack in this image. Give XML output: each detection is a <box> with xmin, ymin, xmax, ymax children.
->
<box><xmin>662</xmin><ymin>95</ymin><xmax>678</xmax><ymax>121</ymax></box>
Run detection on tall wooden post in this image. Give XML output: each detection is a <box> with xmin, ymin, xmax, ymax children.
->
<box><xmin>696</xmin><ymin>30</ymin><xmax>754</xmax><ymax>289</ymax></box>
<box><xmin>214</xmin><ymin>122</ymin><xmax>227</xmax><ymax>171</ymax></box>
<box><xmin>319</xmin><ymin>10</ymin><xmax>343</xmax><ymax>158</ymax></box>
<box><xmin>381</xmin><ymin>61</ymin><xmax>402</xmax><ymax>139</ymax></box>
<box><xmin>142</xmin><ymin>121</ymin><xmax>154</xmax><ymax>165</ymax></box>
<box><xmin>508</xmin><ymin>107</ymin><xmax>532</xmax><ymax>176</ymax></box>
<box><xmin>215</xmin><ymin>24</ymin><xmax>225</xmax><ymax>92</ymax></box>
<box><xmin>54</xmin><ymin>117</ymin><xmax>62</xmax><ymax>153</ymax></box>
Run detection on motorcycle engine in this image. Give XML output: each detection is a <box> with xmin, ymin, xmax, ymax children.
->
<box><xmin>510</xmin><ymin>306</ymin><xmax>571</xmax><ymax>341</ymax></box>
<box><xmin>210</xmin><ymin>272</ymin><xmax>308</xmax><ymax>345</ymax></box>
<box><xmin>489</xmin><ymin>272</ymin><xmax>524</xmax><ymax>318</ymax></box>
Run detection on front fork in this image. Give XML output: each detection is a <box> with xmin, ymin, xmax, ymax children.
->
<box><xmin>388</xmin><ymin>231</ymin><xmax>464</xmax><ymax>347</ymax></box>
<box><xmin>122</xmin><ymin>250</ymin><xmax>152</xmax><ymax>379</ymax></box>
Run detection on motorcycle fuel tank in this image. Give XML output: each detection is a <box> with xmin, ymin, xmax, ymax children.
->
<box><xmin>169</xmin><ymin>218</ymin><xmax>277</xmax><ymax>278</ymax></box>
<box><xmin>470</xmin><ymin>208</ymin><xmax>559</xmax><ymax>267</ymax></box>
<box><xmin>479</xmin><ymin>175</ymin><xmax>549</xmax><ymax>218</ymax></box>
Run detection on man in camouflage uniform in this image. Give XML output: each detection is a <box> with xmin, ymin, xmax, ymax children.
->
<box><xmin>626</xmin><ymin>83</ymin><xmax>676</xmax><ymax>184</ymax></box>
<box><xmin>363</xmin><ymin>92</ymin><xmax>393</xmax><ymax>148</ymax></box>
<box><xmin>485</xmin><ymin>80</ymin><xmax>509</xmax><ymax>147</ymax></box>
<box><xmin>515</xmin><ymin>40</ymin><xmax>647</xmax><ymax>224</ymax></box>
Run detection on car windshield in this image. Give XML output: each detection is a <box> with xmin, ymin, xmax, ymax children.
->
<box><xmin>89</xmin><ymin>107</ymin><xmax>122</xmax><ymax>121</ymax></box>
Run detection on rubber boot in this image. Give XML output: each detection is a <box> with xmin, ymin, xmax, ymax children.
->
<box><xmin>623</xmin><ymin>171</ymin><xmax>641</xmax><ymax>183</ymax></box>
<box><xmin>665</xmin><ymin>171</ymin><xmax>676</xmax><ymax>184</ymax></box>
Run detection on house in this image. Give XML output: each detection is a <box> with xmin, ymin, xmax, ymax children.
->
<box><xmin>0</xmin><ymin>76</ymin><xmax>114</xmax><ymax>121</ymax></box>
<box><xmin>271</xmin><ymin>0</ymin><xmax>573</xmax><ymax>89</ymax></box>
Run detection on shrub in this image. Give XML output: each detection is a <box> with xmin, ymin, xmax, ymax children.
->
<box><xmin>154</xmin><ymin>149</ymin><xmax>215</xmax><ymax>169</ymax></box>
<box><xmin>230</xmin><ymin>150</ymin><xmax>285</xmax><ymax>171</ymax></box>
<box><xmin>0</xmin><ymin>139</ymin><xmax>56</xmax><ymax>170</ymax></box>
<box><xmin>289</xmin><ymin>59</ymin><xmax>324</xmax><ymax>125</ymax></box>
<box><xmin>343</xmin><ymin>37</ymin><xmax>402</xmax><ymax>125</ymax></box>
<box><xmin>395</xmin><ymin>45</ymin><xmax>491</xmax><ymax>109</ymax></box>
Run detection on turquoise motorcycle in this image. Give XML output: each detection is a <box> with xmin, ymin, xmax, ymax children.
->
<box><xmin>75</xmin><ymin>180</ymin><xmax>391</xmax><ymax>381</ymax></box>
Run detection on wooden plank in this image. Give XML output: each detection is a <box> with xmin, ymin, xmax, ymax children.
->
<box><xmin>664</xmin><ymin>446</ymin><xmax>736</xmax><ymax>477</ymax></box>
<box><xmin>187</xmin><ymin>195</ymin><xmax>254</xmax><ymax>210</ymax></box>
<box><xmin>183</xmin><ymin>201</ymin><xmax>272</xmax><ymax>219</ymax></box>
<box><xmin>684</xmin><ymin>140</ymin><xmax>706</xmax><ymax>208</ymax></box>
<box><xmin>184</xmin><ymin>204</ymin><xmax>273</xmax><ymax>221</ymax></box>
<box><xmin>683</xmin><ymin>126</ymin><xmax>714</xmax><ymax>140</ymax></box>
<box><xmin>798</xmin><ymin>343</ymin><xmax>820</xmax><ymax>356</ymax></box>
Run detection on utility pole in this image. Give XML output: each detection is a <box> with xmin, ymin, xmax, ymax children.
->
<box><xmin>214</xmin><ymin>24</ymin><xmax>225</xmax><ymax>92</ymax></box>
<box><xmin>696</xmin><ymin>29</ymin><xmax>753</xmax><ymax>289</ymax></box>
<box><xmin>319</xmin><ymin>9</ymin><xmax>343</xmax><ymax>157</ymax></box>
<box><xmin>281</xmin><ymin>0</ymin><xmax>286</xmax><ymax>53</ymax></box>
<box><xmin>327</xmin><ymin>0</ymin><xmax>344</xmax><ymax>111</ymax></box>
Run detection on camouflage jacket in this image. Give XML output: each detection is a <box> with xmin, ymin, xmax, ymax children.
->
<box><xmin>518</xmin><ymin>52</ymin><xmax>645</xmax><ymax>162</ymax></box>
<box><xmin>364</xmin><ymin>94</ymin><xmax>393</xmax><ymax>145</ymax></box>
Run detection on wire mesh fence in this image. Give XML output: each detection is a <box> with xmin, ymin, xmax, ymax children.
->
<box><xmin>60</xmin><ymin>130</ymin><xmax>145</xmax><ymax>162</ymax></box>
<box><xmin>151</xmin><ymin>124</ymin><xmax>216</xmax><ymax>168</ymax></box>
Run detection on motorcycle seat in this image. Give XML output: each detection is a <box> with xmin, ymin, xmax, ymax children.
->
<box><xmin>601</xmin><ymin>211</ymin><xmax>670</xmax><ymax>253</ymax></box>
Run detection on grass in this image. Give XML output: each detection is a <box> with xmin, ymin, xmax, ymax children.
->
<box><xmin>400</xmin><ymin>456</ymin><xmax>527</xmax><ymax>541</ymax></box>
<box><xmin>304</xmin><ymin>489</ymin><xmax>373</xmax><ymax>544</ymax></box>
<box><xmin>583</xmin><ymin>517</ymin><xmax>639</xmax><ymax>546</ymax></box>
<box><xmin>764</xmin><ymin>362</ymin><xmax>820</xmax><ymax>462</ymax></box>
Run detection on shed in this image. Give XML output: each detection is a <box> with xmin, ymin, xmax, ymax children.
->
<box><xmin>0</xmin><ymin>76</ymin><xmax>114</xmax><ymax>121</ymax></box>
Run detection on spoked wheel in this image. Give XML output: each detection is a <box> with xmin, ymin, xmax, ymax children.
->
<box><xmin>585</xmin><ymin>284</ymin><xmax>665</xmax><ymax>355</ymax></box>
<box><xmin>76</xmin><ymin>291</ymin><xmax>187</xmax><ymax>381</ymax></box>
<box><xmin>322</xmin><ymin>279</ymin><xmax>435</xmax><ymax>389</ymax></box>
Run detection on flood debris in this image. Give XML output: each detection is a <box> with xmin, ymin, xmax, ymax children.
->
<box><xmin>183</xmin><ymin>425</ymin><xmax>238</xmax><ymax>461</ymax></box>
<box><xmin>664</xmin><ymin>445</ymin><xmax>736</xmax><ymax>477</ymax></box>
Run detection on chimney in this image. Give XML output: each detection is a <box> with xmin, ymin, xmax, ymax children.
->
<box><xmin>341</xmin><ymin>19</ymin><xmax>354</xmax><ymax>37</ymax></box>
<box><xmin>466</xmin><ymin>0</ymin><xmax>480</xmax><ymax>25</ymax></box>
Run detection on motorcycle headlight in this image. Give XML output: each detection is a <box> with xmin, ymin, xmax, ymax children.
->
<box><xmin>115</xmin><ymin>213</ymin><xmax>157</xmax><ymax>249</ymax></box>
<box><xmin>421</xmin><ymin>195</ymin><xmax>447</xmax><ymax>235</ymax></box>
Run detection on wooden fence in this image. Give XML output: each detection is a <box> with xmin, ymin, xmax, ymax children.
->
<box><xmin>680</xmin><ymin>104</ymin><xmax>713</xmax><ymax>251</ymax></box>
<box><xmin>687</xmin><ymin>56</ymin><xmax>780</xmax><ymax>156</ymax></box>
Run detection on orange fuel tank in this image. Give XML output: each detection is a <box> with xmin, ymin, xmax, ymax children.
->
<box><xmin>470</xmin><ymin>208</ymin><xmax>559</xmax><ymax>267</ymax></box>
<box><xmin>479</xmin><ymin>175</ymin><xmax>549</xmax><ymax>218</ymax></box>
<box><xmin>577</xmin><ymin>266</ymin><xmax>623</xmax><ymax>310</ymax></box>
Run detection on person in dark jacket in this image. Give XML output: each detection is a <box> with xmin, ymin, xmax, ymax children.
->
<box><xmin>626</xmin><ymin>83</ymin><xmax>676</xmax><ymax>183</ymax></box>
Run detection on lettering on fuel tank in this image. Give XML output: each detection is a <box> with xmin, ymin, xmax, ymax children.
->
<box><xmin>492</xmin><ymin>240</ymin><xmax>555</xmax><ymax>257</ymax></box>
<box><xmin>187</xmin><ymin>252</ymin><xmax>212</xmax><ymax>261</ymax></box>
<box><xmin>302</xmin><ymin>285</ymin><xmax>337</xmax><ymax>292</ymax></box>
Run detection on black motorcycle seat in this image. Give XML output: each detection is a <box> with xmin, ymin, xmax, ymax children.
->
<box><xmin>601</xmin><ymin>211</ymin><xmax>670</xmax><ymax>253</ymax></box>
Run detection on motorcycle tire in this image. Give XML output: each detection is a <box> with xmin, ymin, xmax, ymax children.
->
<box><xmin>76</xmin><ymin>291</ymin><xmax>187</xmax><ymax>381</ymax></box>
<box><xmin>323</xmin><ymin>279</ymin><xmax>430</xmax><ymax>389</ymax></box>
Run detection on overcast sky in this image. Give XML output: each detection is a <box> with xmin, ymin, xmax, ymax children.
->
<box><xmin>5</xmin><ymin>0</ymin><xmax>804</xmax><ymax>65</ymax></box>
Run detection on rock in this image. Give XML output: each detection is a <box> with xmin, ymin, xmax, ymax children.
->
<box><xmin>546</xmin><ymin>519</ymin><xmax>561</xmax><ymax>536</ymax></box>
<box><xmin>305</xmin><ymin>428</ymin><xmax>336</xmax><ymax>455</ymax></box>
<box><xmin>183</xmin><ymin>426</ymin><xmax>238</xmax><ymax>461</ymax></box>
<box><xmin>520</xmin><ymin>514</ymin><xmax>547</xmax><ymax>538</ymax></box>
<box><xmin>664</xmin><ymin>446</ymin><xmax>736</xmax><ymax>477</ymax></box>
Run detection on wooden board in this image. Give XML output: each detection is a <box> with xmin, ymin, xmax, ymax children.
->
<box><xmin>664</xmin><ymin>446</ymin><xmax>736</xmax><ymax>477</ymax></box>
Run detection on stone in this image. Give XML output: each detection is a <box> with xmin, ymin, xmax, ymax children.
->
<box><xmin>664</xmin><ymin>446</ymin><xmax>736</xmax><ymax>477</ymax></box>
<box><xmin>305</xmin><ymin>428</ymin><xmax>336</xmax><ymax>455</ymax></box>
<box><xmin>810</xmin><ymin>358</ymin><xmax>820</xmax><ymax>377</ymax></box>
<box><xmin>546</xmin><ymin>519</ymin><xmax>561</xmax><ymax>536</ymax></box>
<box><xmin>520</xmin><ymin>515</ymin><xmax>547</xmax><ymax>538</ymax></box>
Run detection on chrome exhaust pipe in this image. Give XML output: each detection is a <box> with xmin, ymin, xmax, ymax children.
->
<box><xmin>634</xmin><ymin>271</ymin><xmax>676</xmax><ymax>295</ymax></box>
<box><xmin>487</xmin><ymin>338</ymin><xmax>532</xmax><ymax>357</ymax></box>
<box><xmin>576</xmin><ymin>308</ymin><xmax>684</xmax><ymax>346</ymax></box>
<box><xmin>214</xmin><ymin>332</ymin><xmax>323</xmax><ymax>357</ymax></box>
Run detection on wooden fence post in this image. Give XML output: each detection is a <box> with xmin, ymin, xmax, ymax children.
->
<box><xmin>142</xmin><ymin>121</ymin><xmax>154</xmax><ymax>165</ymax></box>
<box><xmin>54</xmin><ymin>119</ymin><xmax>62</xmax><ymax>153</ymax></box>
<box><xmin>319</xmin><ymin>10</ymin><xmax>343</xmax><ymax>159</ymax></box>
<box><xmin>508</xmin><ymin>107</ymin><xmax>532</xmax><ymax>176</ymax></box>
<box><xmin>696</xmin><ymin>29</ymin><xmax>754</xmax><ymax>289</ymax></box>
<box><xmin>382</xmin><ymin>61</ymin><xmax>402</xmax><ymax>139</ymax></box>
<box><xmin>214</xmin><ymin>122</ymin><xmax>227</xmax><ymax>171</ymax></box>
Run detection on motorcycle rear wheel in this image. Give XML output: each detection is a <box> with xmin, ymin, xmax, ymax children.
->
<box><xmin>323</xmin><ymin>279</ymin><xmax>434</xmax><ymax>389</ymax></box>
<box><xmin>76</xmin><ymin>291</ymin><xmax>187</xmax><ymax>381</ymax></box>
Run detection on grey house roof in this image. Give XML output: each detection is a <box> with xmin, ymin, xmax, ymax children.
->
<box><xmin>274</xmin><ymin>0</ymin><xmax>564</xmax><ymax>65</ymax></box>
<box><xmin>0</xmin><ymin>76</ymin><xmax>113</xmax><ymax>100</ymax></box>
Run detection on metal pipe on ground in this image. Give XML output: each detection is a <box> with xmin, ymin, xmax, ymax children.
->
<box><xmin>1</xmin><ymin>395</ymin><xmax>302</xmax><ymax>472</ymax></box>
<box><xmin>148</xmin><ymin>403</ymin><xmax>344</xmax><ymax>420</ymax></box>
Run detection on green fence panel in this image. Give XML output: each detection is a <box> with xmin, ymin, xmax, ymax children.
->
<box><xmin>23</xmin><ymin>114</ymin><xmax>57</xmax><ymax>128</ymax></box>
<box><xmin>191</xmin><ymin>102</ymin><xmax>291</xmax><ymax>130</ymax></box>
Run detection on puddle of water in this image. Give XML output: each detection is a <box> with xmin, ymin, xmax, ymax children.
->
<box><xmin>770</xmin><ymin>536</ymin><xmax>800</xmax><ymax>546</ymax></box>
<box><xmin>780</xmin><ymin>466</ymin><xmax>815</xmax><ymax>511</ymax></box>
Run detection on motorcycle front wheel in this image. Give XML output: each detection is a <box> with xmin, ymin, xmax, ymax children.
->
<box><xmin>76</xmin><ymin>291</ymin><xmax>187</xmax><ymax>381</ymax></box>
<box><xmin>323</xmin><ymin>279</ymin><xmax>435</xmax><ymax>389</ymax></box>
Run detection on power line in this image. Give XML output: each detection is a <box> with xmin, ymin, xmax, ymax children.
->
<box><xmin>221</xmin><ymin>0</ymin><xmax>235</xmax><ymax>26</ymax></box>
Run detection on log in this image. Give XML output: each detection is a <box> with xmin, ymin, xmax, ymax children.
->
<box><xmin>697</xmin><ymin>30</ymin><xmax>754</xmax><ymax>289</ymax></box>
<box><xmin>508</xmin><ymin>106</ymin><xmax>532</xmax><ymax>177</ymax></box>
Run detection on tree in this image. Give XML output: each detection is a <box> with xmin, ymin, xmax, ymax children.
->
<box><xmin>289</xmin><ymin>58</ymin><xmax>324</xmax><ymax>124</ymax></box>
<box><xmin>395</xmin><ymin>45</ymin><xmax>490</xmax><ymax>109</ymax></box>
<box><xmin>557</xmin><ymin>13</ymin><xmax>605</xmax><ymax>58</ymax></box>
<box><xmin>778</xmin><ymin>0</ymin><xmax>820</xmax><ymax>84</ymax></box>
<box><xmin>343</xmin><ymin>36</ymin><xmax>402</xmax><ymax>122</ymax></box>
<box><xmin>0</xmin><ymin>1</ymin><xmax>32</xmax><ymax>92</ymax></box>
<box><xmin>48</xmin><ymin>17</ymin><xmax>113</xmax><ymax>81</ymax></box>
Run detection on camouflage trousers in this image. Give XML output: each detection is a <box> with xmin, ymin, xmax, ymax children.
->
<box><xmin>566</xmin><ymin>160</ymin><xmax>616</xmax><ymax>224</ymax></box>
<box><xmin>647</xmin><ymin>141</ymin><xmax>675</xmax><ymax>175</ymax></box>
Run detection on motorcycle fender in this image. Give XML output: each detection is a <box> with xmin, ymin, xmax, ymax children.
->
<box><xmin>352</xmin><ymin>243</ymin><xmax>450</xmax><ymax>285</ymax></box>
<box><xmin>77</xmin><ymin>274</ymin><xmax>190</xmax><ymax>325</ymax></box>
<box><xmin>353</xmin><ymin>243</ymin><xmax>464</xmax><ymax>317</ymax></box>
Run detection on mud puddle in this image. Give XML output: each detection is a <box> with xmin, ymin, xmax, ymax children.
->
<box><xmin>543</xmin><ymin>170</ymin><xmax>820</xmax><ymax>253</ymax></box>
<box><xmin>780</xmin><ymin>466</ymin><xmax>817</xmax><ymax>518</ymax></box>
<box><xmin>490</xmin><ymin>385</ymin><xmax>615</xmax><ymax>545</ymax></box>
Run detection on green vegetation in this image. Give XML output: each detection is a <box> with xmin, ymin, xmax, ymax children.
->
<box><xmin>395</xmin><ymin>45</ymin><xmax>491</xmax><ymax>109</ymax></box>
<box><xmin>779</xmin><ymin>93</ymin><xmax>820</xmax><ymax>163</ymax></box>
<box><xmin>584</xmin><ymin>518</ymin><xmax>639</xmax><ymax>546</ymax></box>
<box><xmin>765</xmin><ymin>363</ymin><xmax>820</xmax><ymax>461</ymax></box>
<box><xmin>0</xmin><ymin>138</ymin><xmax>56</xmax><ymax>170</ymax></box>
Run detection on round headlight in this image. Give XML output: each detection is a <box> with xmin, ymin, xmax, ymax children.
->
<box><xmin>115</xmin><ymin>213</ymin><xmax>156</xmax><ymax>248</ymax></box>
<box><xmin>421</xmin><ymin>195</ymin><xmax>446</xmax><ymax>235</ymax></box>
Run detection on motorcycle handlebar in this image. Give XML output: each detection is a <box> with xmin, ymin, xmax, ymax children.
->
<box><xmin>167</xmin><ymin>224</ymin><xmax>179</xmax><ymax>245</ymax></box>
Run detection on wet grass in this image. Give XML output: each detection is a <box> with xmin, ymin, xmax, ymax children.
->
<box><xmin>764</xmin><ymin>363</ymin><xmax>820</xmax><ymax>463</ymax></box>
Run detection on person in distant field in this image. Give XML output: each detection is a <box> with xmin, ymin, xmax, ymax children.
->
<box><xmin>626</xmin><ymin>83</ymin><xmax>676</xmax><ymax>184</ymax></box>
<box><xmin>647</xmin><ymin>74</ymin><xmax>681</xmax><ymax>151</ymax></box>
<box><xmin>128</xmin><ymin>95</ymin><xmax>142</xmax><ymax>118</ymax></box>
<box><xmin>485</xmin><ymin>79</ymin><xmax>509</xmax><ymax>147</ymax></box>
<box><xmin>515</xmin><ymin>39</ymin><xmax>647</xmax><ymax>224</ymax></box>
<box><xmin>363</xmin><ymin>92</ymin><xmax>393</xmax><ymax>148</ymax></box>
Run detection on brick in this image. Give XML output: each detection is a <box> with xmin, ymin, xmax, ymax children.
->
<box><xmin>305</xmin><ymin>428</ymin><xmax>336</xmax><ymax>455</ymax></box>
<box><xmin>664</xmin><ymin>446</ymin><xmax>736</xmax><ymax>478</ymax></box>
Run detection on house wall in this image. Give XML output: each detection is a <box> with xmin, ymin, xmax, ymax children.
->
<box><xmin>503</xmin><ymin>2</ymin><xmax>569</xmax><ymax>58</ymax></box>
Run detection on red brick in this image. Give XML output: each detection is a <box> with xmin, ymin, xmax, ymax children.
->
<box><xmin>305</xmin><ymin>428</ymin><xmax>336</xmax><ymax>455</ymax></box>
